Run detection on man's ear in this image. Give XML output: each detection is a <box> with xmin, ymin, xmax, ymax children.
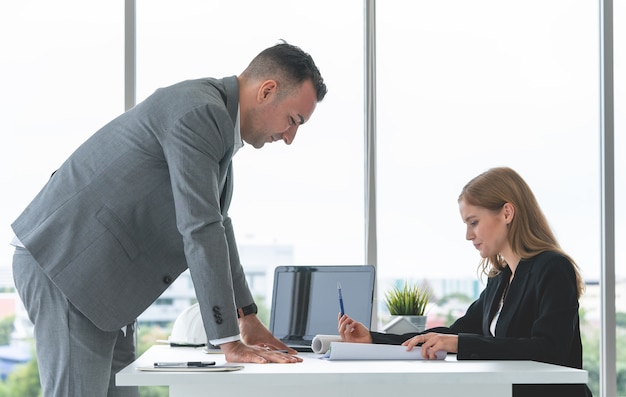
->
<box><xmin>257</xmin><ymin>80</ymin><xmax>277</xmax><ymax>102</ymax></box>
<box><xmin>503</xmin><ymin>202</ymin><xmax>515</xmax><ymax>224</ymax></box>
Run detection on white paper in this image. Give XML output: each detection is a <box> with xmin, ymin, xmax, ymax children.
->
<box><xmin>311</xmin><ymin>334</ymin><xmax>343</xmax><ymax>354</ymax></box>
<box><xmin>325</xmin><ymin>342</ymin><xmax>446</xmax><ymax>360</ymax></box>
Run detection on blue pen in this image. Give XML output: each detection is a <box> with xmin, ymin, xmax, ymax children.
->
<box><xmin>337</xmin><ymin>282</ymin><xmax>345</xmax><ymax>316</ymax></box>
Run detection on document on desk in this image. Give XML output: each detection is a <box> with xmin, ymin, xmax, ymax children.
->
<box><xmin>324</xmin><ymin>342</ymin><xmax>446</xmax><ymax>360</ymax></box>
<box><xmin>136</xmin><ymin>364</ymin><xmax>244</xmax><ymax>372</ymax></box>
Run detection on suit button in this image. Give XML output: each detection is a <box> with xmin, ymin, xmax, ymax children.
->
<box><xmin>213</xmin><ymin>306</ymin><xmax>223</xmax><ymax>324</ymax></box>
<box><xmin>163</xmin><ymin>276</ymin><xmax>173</xmax><ymax>284</ymax></box>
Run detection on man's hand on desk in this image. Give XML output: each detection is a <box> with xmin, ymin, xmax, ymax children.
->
<box><xmin>219</xmin><ymin>314</ymin><xmax>301</xmax><ymax>363</ymax></box>
<box><xmin>219</xmin><ymin>340</ymin><xmax>302</xmax><ymax>364</ymax></box>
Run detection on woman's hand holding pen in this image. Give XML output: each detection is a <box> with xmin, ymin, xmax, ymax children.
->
<box><xmin>338</xmin><ymin>314</ymin><xmax>373</xmax><ymax>344</ymax></box>
<box><xmin>402</xmin><ymin>333</ymin><xmax>458</xmax><ymax>359</ymax></box>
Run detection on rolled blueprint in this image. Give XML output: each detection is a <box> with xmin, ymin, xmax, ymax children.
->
<box><xmin>311</xmin><ymin>334</ymin><xmax>343</xmax><ymax>354</ymax></box>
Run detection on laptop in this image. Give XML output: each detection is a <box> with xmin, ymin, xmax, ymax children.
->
<box><xmin>269</xmin><ymin>265</ymin><xmax>376</xmax><ymax>352</ymax></box>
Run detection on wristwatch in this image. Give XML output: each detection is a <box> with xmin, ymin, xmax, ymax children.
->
<box><xmin>237</xmin><ymin>303</ymin><xmax>258</xmax><ymax>318</ymax></box>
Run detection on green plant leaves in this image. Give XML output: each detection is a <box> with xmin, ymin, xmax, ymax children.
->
<box><xmin>384</xmin><ymin>282</ymin><xmax>431</xmax><ymax>315</ymax></box>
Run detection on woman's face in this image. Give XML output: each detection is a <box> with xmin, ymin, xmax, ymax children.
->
<box><xmin>459</xmin><ymin>199</ymin><xmax>512</xmax><ymax>259</ymax></box>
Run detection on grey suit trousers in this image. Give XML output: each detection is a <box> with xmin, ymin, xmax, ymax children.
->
<box><xmin>12</xmin><ymin>247</ymin><xmax>139</xmax><ymax>397</ymax></box>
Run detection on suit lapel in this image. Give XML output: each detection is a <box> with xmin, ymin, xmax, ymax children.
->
<box><xmin>220</xmin><ymin>166</ymin><xmax>233</xmax><ymax>212</ymax></box>
<box><xmin>494</xmin><ymin>259</ymin><xmax>532</xmax><ymax>336</ymax></box>
<box><xmin>222</xmin><ymin>76</ymin><xmax>239</xmax><ymax>123</ymax></box>
<box><xmin>483</xmin><ymin>267</ymin><xmax>510</xmax><ymax>335</ymax></box>
<box><xmin>218</xmin><ymin>76</ymin><xmax>238</xmax><ymax>214</ymax></box>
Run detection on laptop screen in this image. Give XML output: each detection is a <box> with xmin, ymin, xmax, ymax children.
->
<box><xmin>269</xmin><ymin>265</ymin><xmax>376</xmax><ymax>345</ymax></box>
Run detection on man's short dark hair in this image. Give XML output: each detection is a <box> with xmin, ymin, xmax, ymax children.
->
<box><xmin>242</xmin><ymin>41</ymin><xmax>327</xmax><ymax>102</ymax></box>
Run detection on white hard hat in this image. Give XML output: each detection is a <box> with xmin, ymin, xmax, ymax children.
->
<box><xmin>169</xmin><ymin>303</ymin><xmax>208</xmax><ymax>346</ymax></box>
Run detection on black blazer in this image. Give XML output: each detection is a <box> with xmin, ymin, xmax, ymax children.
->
<box><xmin>371</xmin><ymin>251</ymin><xmax>591</xmax><ymax>396</ymax></box>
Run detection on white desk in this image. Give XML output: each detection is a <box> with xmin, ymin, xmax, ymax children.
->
<box><xmin>117</xmin><ymin>345</ymin><xmax>588</xmax><ymax>397</ymax></box>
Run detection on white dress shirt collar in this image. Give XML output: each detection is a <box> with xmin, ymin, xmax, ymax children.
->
<box><xmin>233</xmin><ymin>105</ymin><xmax>243</xmax><ymax>155</ymax></box>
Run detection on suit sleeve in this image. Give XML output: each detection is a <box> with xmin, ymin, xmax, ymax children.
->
<box><xmin>161</xmin><ymin>103</ymin><xmax>242</xmax><ymax>340</ymax></box>
<box><xmin>223</xmin><ymin>214</ymin><xmax>254</xmax><ymax>307</ymax></box>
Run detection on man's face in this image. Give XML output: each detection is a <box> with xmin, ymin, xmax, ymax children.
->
<box><xmin>241</xmin><ymin>79</ymin><xmax>318</xmax><ymax>148</ymax></box>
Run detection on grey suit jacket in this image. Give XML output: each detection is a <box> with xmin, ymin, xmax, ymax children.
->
<box><xmin>12</xmin><ymin>76</ymin><xmax>253</xmax><ymax>340</ymax></box>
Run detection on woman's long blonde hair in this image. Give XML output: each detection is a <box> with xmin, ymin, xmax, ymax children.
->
<box><xmin>458</xmin><ymin>167</ymin><xmax>585</xmax><ymax>298</ymax></box>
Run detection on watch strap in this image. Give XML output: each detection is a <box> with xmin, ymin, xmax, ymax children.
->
<box><xmin>237</xmin><ymin>303</ymin><xmax>258</xmax><ymax>318</ymax></box>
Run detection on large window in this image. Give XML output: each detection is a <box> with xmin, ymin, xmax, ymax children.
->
<box><xmin>1</xmin><ymin>1</ymin><xmax>623</xmax><ymax>395</ymax></box>
<box><xmin>136</xmin><ymin>0</ymin><xmax>365</xmax><ymax>302</ymax></box>
<box><xmin>376</xmin><ymin>0</ymin><xmax>603</xmax><ymax>393</ymax></box>
<box><xmin>1</xmin><ymin>2</ymin><xmax>124</xmax><ymax>279</ymax></box>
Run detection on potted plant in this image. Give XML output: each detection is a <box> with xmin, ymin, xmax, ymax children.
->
<box><xmin>382</xmin><ymin>281</ymin><xmax>431</xmax><ymax>333</ymax></box>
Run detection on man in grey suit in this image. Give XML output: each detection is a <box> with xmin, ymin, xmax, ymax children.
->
<box><xmin>11</xmin><ymin>42</ymin><xmax>327</xmax><ymax>397</ymax></box>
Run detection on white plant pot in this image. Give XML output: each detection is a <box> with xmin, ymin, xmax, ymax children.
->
<box><xmin>382</xmin><ymin>315</ymin><xmax>427</xmax><ymax>334</ymax></box>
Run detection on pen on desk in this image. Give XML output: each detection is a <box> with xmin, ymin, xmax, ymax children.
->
<box><xmin>154</xmin><ymin>361</ymin><xmax>215</xmax><ymax>368</ymax></box>
<box><xmin>337</xmin><ymin>282</ymin><xmax>345</xmax><ymax>316</ymax></box>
